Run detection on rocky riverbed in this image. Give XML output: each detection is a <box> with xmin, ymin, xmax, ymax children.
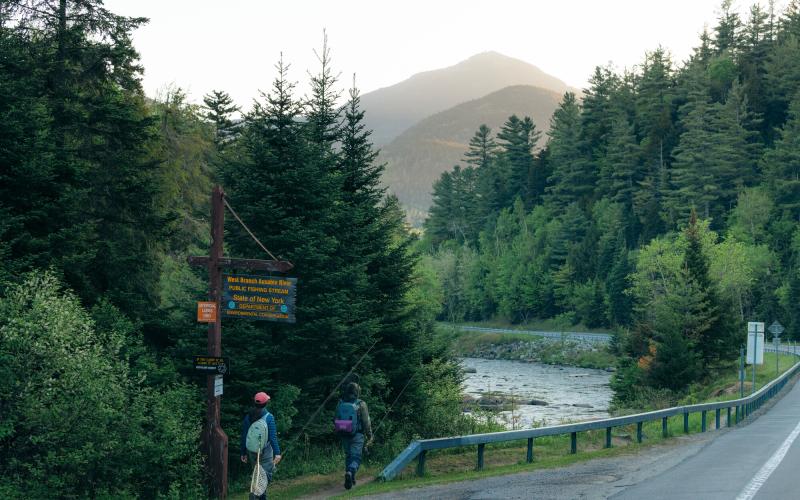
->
<box><xmin>461</xmin><ymin>357</ymin><xmax>613</xmax><ymax>428</ymax></box>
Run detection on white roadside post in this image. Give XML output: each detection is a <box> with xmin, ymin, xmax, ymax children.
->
<box><xmin>747</xmin><ymin>322</ymin><xmax>765</xmax><ymax>394</ymax></box>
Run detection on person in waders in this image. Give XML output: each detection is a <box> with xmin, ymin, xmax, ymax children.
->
<box><xmin>333</xmin><ymin>382</ymin><xmax>372</xmax><ymax>490</ymax></box>
<box><xmin>241</xmin><ymin>392</ymin><xmax>282</xmax><ymax>500</ymax></box>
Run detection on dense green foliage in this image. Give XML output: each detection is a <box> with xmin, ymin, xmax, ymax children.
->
<box><xmin>0</xmin><ymin>273</ymin><xmax>202</xmax><ymax>498</ymax></box>
<box><xmin>424</xmin><ymin>1</ymin><xmax>800</xmax><ymax>401</ymax></box>
<box><xmin>0</xmin><ymin>2</ymin><xmax>457</xmax><ymax>496</ymax></box>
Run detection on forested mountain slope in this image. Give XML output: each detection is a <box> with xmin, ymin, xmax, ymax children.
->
<box><xmin>381</xmin><ymin>84</ymin><xmax>563</xmax><ymax>219</ymax></box>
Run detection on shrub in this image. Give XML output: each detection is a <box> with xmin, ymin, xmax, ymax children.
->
<box><xmin>0</xmin><ymin>272</ymin><xmax>203</xmax><ymax>498</ymax></box>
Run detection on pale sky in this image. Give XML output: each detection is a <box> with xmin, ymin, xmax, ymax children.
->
<box><xmin>104</xmin><ymin>0</ymin><xmax>780</xmax><ymax>109</ymax></box>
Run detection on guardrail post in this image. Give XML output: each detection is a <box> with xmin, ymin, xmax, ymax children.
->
<box><xmin>701</xmin><ymin>411</ymin><xmax>707</xmax><ymax>432</ymax></box>
<box><xmin>684</xmin><ymin>412</ymin><xmax>689</xmax><ymax>433</ymax></box>
<box><xmin>477</xmin><ymin>443</ymin><xmax>485</xmax><ymax>471</ymax></box>
<box><xmin>662</xmin><ymin>417</ymin><xmax>668</xmax><ymax>438</ymax></box>
<box><xmin>416</xmin><ymin>450</ymin><xmax>426</xmax><ymax>477</ymax></box>
<box><xmin>727</xmin><ymin>407</ymin><xmax>731</xmax><ymax>427</ymax></box>
<box><xmin>605</xmin><ymin>427</ymin><xmax>612</xmax><ymax>448</ymax></box>
<box><xmin>570</xmin><ymin>432</ymin><xmax>577</xmax><ymax>454</ymax></box>
<box><xmin>527</xmin><ymin>438</ymin><xmax>534</xmax><ymax>463</ymax></box>
<box><xmin>715</xmin><ymin>409</ymin><xmax>720</xmax><ymax>429</ymax></box>
<box><xmin>636</xmin><ymin>422</ymin><xmax>643</xmax><ymax>443</ymax></box>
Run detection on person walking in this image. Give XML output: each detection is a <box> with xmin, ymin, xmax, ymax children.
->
<box><xmin>241</xmin><ymin>392</ymin><xmax>282</xmax><ymax>500</ymax></box>
<box><xmin>333</xmin><ymin>382</ymin><xmax>372</xmax><ymax>490</ymax></box>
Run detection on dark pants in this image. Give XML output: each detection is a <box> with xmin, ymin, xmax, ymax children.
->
<box><xmin>340</xmin><ymin>432</ymin><xmax>365</xmax><ymax>477</ymax></box>
<box><xmin>248</xmin><ymin>445</ymin><xmax>274</xmax><ymax>500</ymax></box>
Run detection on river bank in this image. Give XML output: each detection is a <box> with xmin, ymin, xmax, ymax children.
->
<box><xmin>451</xmin><ymin>327</ymin><xmax>618</xmax><ymax>370</ymax></box>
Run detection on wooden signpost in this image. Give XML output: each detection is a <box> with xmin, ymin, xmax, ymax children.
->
<box><xmin>189</xmin><ymin>186</ymin><xmax>294</xmax><ymax>499</ymax></box>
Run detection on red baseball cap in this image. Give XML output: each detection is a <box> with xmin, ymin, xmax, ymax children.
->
<box><xmin>254</xmin><ymin>392</ymin><xmax>270</xmax><ymax>404</ymax></box>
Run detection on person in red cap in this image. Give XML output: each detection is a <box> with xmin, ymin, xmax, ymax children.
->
<box><xmin>240</xmin><ymin>392</ymin><xmax>281</xmax><ymax>500</ymax></box>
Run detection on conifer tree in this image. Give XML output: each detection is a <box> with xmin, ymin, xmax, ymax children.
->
<box><xmin>426</xmin><ymin>166</ymin><xmax>479</xmax><ymax>245</ymax></box>
<box><xmin>546</xmin><ymin>93</ymin><xmax>594</xmax><ymax>210</ymax></box>
<box><xmin>683</xmin><ymin>211</ymin><xmax>735</xmax><ymax>368</ymax></box>
<box><xmin>464</xmin><ymin>124</ymin><xmax>499</xmax><ymax>169</ymax></box>
<box><xmin>581</xmin><ymin>65</ymin><xmax>620</xmax><ymax>161</ymax></box>
<box><xmin>714</xmin><ymin>0</ymin><xmax>743</xmax><ymax>54</ymax></box>
<box><xmin>465</xmin><ymin>125</ymin><xmax>503</xmax><ymax>222</ymax></box>
<box><xmin>761</xmin><ymin>92</ymin><xmax>800</xmax><ymax>220</ymax></box>
<box><xmin>664</xmin><ymin>71</ymin><xmax>718</xmax><ymax>225</ymax></box>
<box><xmin>203</xmin><ymin>90</ymin><xmax>239</xmax><ymax>149</ymax></box>
<box><xmin>496</xmin><ymin>115</ymin><xmax>540</xmax><ymax>207</ymax></box>
<box><xmin>0</xmin><ymin>0</ymin><xmax>165</xmax><ymax>321</ymax></box>
<box><xmin>739</xmin><ymin>3</ymin><xmax>774</xmax><ymax>139</ymax></box>
<box><xmin>602</xmin><ymin>110</ymin><xmax>643</xmax><ymax>210</ymax></box>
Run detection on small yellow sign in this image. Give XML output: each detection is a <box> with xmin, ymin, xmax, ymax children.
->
<box><xmin>197</xmin><ymin>301</ymin><xmax>217</xmax><ymax>323</ymax></box>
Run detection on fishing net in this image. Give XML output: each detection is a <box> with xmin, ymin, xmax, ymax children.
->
<box><xmin>250</xmin><ymin>453</ymin><xmax>268</xmax><ymax>496</ymax></box>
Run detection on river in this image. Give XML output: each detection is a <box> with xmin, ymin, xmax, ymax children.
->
<box><xmin>461</xmin><ymin>357</ymin><xmax>613</xmax><ymax>429</ymax></box>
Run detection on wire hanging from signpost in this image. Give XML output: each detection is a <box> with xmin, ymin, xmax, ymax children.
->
<box><xmin>224</xmin><ymin>197</ymin><xmax>283</xmax><ymax>263</ymax></box>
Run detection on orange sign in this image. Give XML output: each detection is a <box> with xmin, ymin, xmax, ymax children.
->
<box><xmin>197</xmin><ymin>301</ymin><xmax>217</xmax><ymax>323</ymax></box>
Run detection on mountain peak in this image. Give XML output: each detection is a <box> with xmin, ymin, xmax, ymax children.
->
<box><xmin>361</xmin><ymin>53</ymin><xmax>570</xmax><ymax>146</ymax></box>
<box><xmin>462</xmin><ymin>51</ymin><xmax>525</xmax><ymax>63</ymax></box>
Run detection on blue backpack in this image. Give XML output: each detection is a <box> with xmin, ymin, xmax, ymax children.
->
<box><xmin>333</xmin><ymin>399</ymin><xmax>361</xmax><ymax>435</ymax></box>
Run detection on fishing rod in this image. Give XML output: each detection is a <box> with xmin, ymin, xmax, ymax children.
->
<box><xmin>281</xmin><ymin>339</ymin><xmax>379</xmax><ymax>459</ymax></box>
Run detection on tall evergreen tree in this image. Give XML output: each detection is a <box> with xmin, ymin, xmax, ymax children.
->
<box><xmin>464</xmin><ymin>124</ymin><xmax>499</xmax><ymax>169</ymax></box>
<box><xmin>203</xmin><ymin>89</ymin><xmax>240</xmax><ymax>149</ymax></box>
<box><xmin>581</xmin><ymin>65</ymin><xmax>620</xmax><ymax>162</ymax></box>
<box><xmin>714</xmin><ymin>0</ymin><xmax>743</xmax><ymax>54</ymax></box>
<box><xmin>425</xmin><ymin>166</ymin><xmax>479</xmax><ymax>245</ymax></box>
<box><xmin>739</xmin><ymin>3</ymin><xmax>774</xmax><ymax>140</ymax></box>
<box><xmin>546</xmin><ymin>93</ymin><xmax>594</xmax><ymax>210</ymax></box>
<box><xmin>683</xmin><ymin>211</ymin><xmax>735</xmax><ymax>368</ymax></box>
<box><xmin>0</xmin><ymin>0</ymin><xmax>166</xmax><ymax>322</ymax></box>
<box><xmin>466</xmin><ymin>125</ymin><xmax>503</xmax><ymax>222</ymax></box>
<box><xmin>664</xmin><ymin>71</ymin><xmax>717</xmax><ymax>225</ymax></box>
<box><xmin>496</xmin><ymin>115</ymin><xmax>540</xmax><ymax>207</ymax></box>
<box><xmin>761</xmin><ymin>92</ymin><xmax>800</xmax><ymax>220</ymax></box>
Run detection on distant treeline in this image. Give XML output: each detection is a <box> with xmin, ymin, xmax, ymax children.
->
<box><xmin>422</xmin><ymin>1</ymin><xmax>800</xmax><ymax>405</ymax></box>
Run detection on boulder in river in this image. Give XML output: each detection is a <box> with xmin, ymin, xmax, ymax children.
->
<box><xmin>572</xmin><ymin>403</ymin><xmax>593</xmax><ymax>408</ymax></box>
<box><xmin>528</xmin><ymin>399</ymin><xmax>548</xmax><ymax>406</ymax></box>
<box><xmin>462</xmin><ymin>367</ymin><xmax>477</xmax><ymax>373</ymax></box>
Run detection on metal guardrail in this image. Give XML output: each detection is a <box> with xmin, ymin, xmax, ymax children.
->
<box><xmin>379</xmin><ymin>347</ymin><xmax>800</xmax><ymax>481</ymax></box>
<box><xmin>458</xmin><ymin>325</ymin><xmax>613</xmax><ymax>343</ymax></box>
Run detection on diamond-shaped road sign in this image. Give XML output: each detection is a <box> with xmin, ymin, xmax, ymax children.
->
<box><xmin>769</xmin><ymin>321</ymin><xmax>785</xmax><ymax>337</ymax></box>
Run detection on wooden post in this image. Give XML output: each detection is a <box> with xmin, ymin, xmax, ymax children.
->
<box><xmin>205</xmin><ymin>186</ymin><xmax>228</xmax><ymax>499</ymax></box>
<box><xmin>187</xmin><ymin>186</ymin><xmax>297</xmax><ymax>498</ymax></box>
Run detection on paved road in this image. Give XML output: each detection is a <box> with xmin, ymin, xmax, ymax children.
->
<box><xmin>459</xmin><ymin>325</ymin><xmax>613</xmax><ymax>344</ymax></box>
<box><xmin>613</xmin><ymin>363</ymin><xmax>800</xmax><ymax>500</ymax></box>
<box><xmin>366</xmin><ymin>375</ymin><xmax>800</xmax><ymax>499</ymax></box>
